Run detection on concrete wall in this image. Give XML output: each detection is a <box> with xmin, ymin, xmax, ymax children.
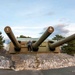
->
<box><xmin>9</xmin><ymin>41</ymin><xmax>60</xmax><ymax>54</ymax></box>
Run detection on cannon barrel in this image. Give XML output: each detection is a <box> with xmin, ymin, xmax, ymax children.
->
<box><xmin>32</xmin><ymin>26</ymin><xmax>54</xmax><ymax>51</ymax></box>
<box><xmin>4</xmin><ymin>26</ymin><xmax>21</xmax><ymax>51</ymax></box>
<box><xmin>49</xmin><ymin>34</ymin><xmax>75</xmax><ymax>51</ymax></box>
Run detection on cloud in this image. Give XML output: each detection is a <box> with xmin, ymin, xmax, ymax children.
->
<box><xmin>2</xmin><ymin>23</ymin><xmax>75</xmax><ymax>39</ymax></box>
<box><xmin>15</xmin><ymin>5</ymin><xmax>47</xmax><ymax>18</ymax></box>
<box><xmin>46</xmin><ymin>11</ymin><xmax>55</xmax><ymax>16</ymax></box>
<box><xmin>12</xmin><ymin>26</ymin><xmax>44</xmax><ymax>30</ymax></box>
<box><xmin>59</xmin><ymin>18</ymin><xmax>67</xmax><ymax>22</ymax></box>
<box><xmin>65</xmin><ymin>23</ymin><xmax>75</xmax><ymax>36</ymax></box>
<box><xmin>50</xmin><ymin>23</ymin><xmax>75</xmax><ymax>38</ymax></box>
<box><xmin>42</xmin><ymin>23</ymin><xmax>69</xmax><ymax>39</ymax></box>
<box><xmin>54</xmin><ymin>24</ymin><xmax>69</xmax><ymax>35</ymax></box>
<box><xmin>5</xmin><ymin>26</ymin><xmax>46</xmax><ymax>38</ymax></box>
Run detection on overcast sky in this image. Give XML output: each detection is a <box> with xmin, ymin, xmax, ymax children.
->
<box><xmin>0</xmin><ymin>0</ymin><xmax>75</xmax><ymax>39</ymax></box>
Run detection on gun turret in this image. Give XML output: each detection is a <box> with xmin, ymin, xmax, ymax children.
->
<box><xmin>32</xmin><ymin>26</ymin><xmax>54</xmax><ymax>51</ymax></box>
<box><xmin>48</xmin><ymin>34</ymin><xmax>75</xmax><ymax>51</ymax></box>
<box><xmin>4</xmin><ymin>26</ymin><xmax>75</xmax><ymax>54</ymax></box>
<box><xmin>4</xmin><ymin>26</ymin><xmax>21</xmax><ymax>51</ymax></box>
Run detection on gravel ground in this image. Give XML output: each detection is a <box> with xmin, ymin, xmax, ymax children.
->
<box><xmin>0</xmin><ymin>53</ymin><xmax>75</xmax><ymax>71</ymax></box>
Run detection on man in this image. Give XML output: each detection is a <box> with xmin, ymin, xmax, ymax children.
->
<box><xmin>27</xmin><ymin>41</ymin><xmax>32</xmax><ymax>51</ymax></box>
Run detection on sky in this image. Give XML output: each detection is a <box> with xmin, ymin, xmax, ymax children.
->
<box><xmin>0</xmin><ymin>0</ymin><xmax>75</xmax><ymax>39</ymax></box>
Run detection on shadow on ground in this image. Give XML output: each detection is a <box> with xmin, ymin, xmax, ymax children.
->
<box><xmin>0</xmin><ymin>66</ymin><xmax>75</xmax><ymax>75</ymax></box>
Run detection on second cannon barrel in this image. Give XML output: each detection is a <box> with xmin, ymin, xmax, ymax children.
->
<box><xmin>32</xmin><ymin>26</ymin><xmax>54</xmax><ymax>51</ymax></box>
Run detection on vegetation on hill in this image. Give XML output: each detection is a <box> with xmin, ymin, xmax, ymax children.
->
<box><xmin>17</xmin><ymin>35</ymin><xmax>31</xmax><ymax>38</ymax></box>
<box><xmin>0</xmin><ymin>32</ymin><xmax>5</xmax><ymax>49</ymax></box>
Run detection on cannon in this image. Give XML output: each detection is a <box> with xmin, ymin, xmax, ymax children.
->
<box><xmin>4</xmin><ymin>26</ymin><xmax>21</xmax><ymax>51</ymax></box>
<box><xmin>32</xmin><ymin>26</ymin><xmax>54</xmax><ymax>51</ymax></box>
<box><xmin>48</xmin><ymin>34</ymin><xmax>75</xmax><ymax>51</ymax></box>
<box><xmin>4</xmin><ymin>26</ymin><xmax>54</xmax><ymax>53</ymax></box>
<box><xmin>4</xmin><ymin>26</ymin><xmax>75</xmax><ymax>54</ymax></box>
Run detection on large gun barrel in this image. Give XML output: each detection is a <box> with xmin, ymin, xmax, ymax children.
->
<box><xmin>49</xmin><ymin>34</ymin><xmax>75</xmax><ymax>51</ymax></box>
<box><xmin>32</xmin><ymin>26</ymin><xmax>54</xmax><ymax>51</ymax></box>
<box><xmin>4</xmin><ymin>26</ymin><xmax>21</xmax><ymax>51</ymax></box>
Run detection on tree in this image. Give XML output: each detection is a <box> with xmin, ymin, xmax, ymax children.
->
<box><xmin>0</xmin><ymin>32</ymin><xmax>5</xmax><ymax>49</ymax></box>
<box><xmin>62</xmin><ymin>40</ymin><xmax>75</xmax><ymax>55</ymax></box>
<box><xmin>52</xmin><ymin>34</ymin><xmax>65</xmax><ymax>41</ymax></box>
<box><xmin>18</xmin><ymin>35</ymin><xmax>31</xmax><ymax>38</ymax></box>
<box><xmin>20</xmin><ymin>35</ymin><xmax>26</xmax><ymax>38</ymax></box>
